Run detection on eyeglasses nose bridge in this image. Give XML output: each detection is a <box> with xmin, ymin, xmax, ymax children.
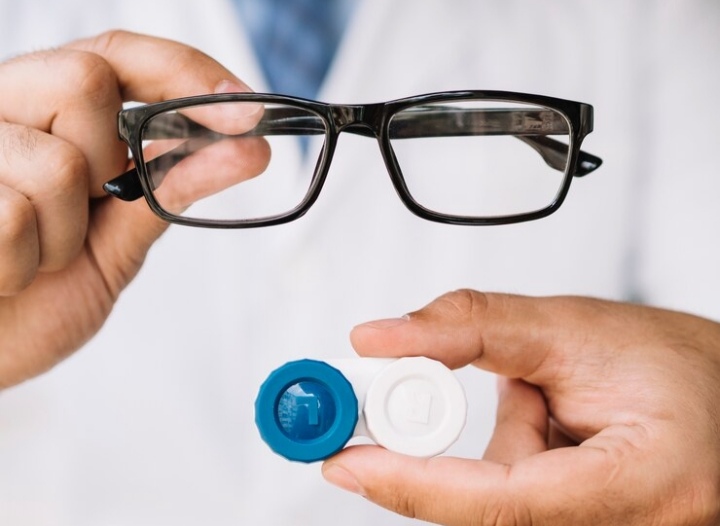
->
<box><xmin>329</xmin><ymin>103</ymin><xmax>384</xmax><ymax>136</ymax></box>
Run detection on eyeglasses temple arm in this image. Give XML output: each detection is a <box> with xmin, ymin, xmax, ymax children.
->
<box><xmin>515</xmin><ymin>135</ymin><xmax>602</xmax><ymax>176</ymax></box>
<box><xmin>385</xmin><ymin>107</ymin><xmax>602</xmax><ymax>176</ymax></box>
<box><xmin>104</xmin><ymin>138</ymin><xmax>216</xmax><ymax>201</ymax></box>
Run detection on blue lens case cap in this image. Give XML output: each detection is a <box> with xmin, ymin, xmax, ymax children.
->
<box><xmin>255</xmin><ymin>359</ymin><xmax>358</xmax><ymax>463</ymax></box>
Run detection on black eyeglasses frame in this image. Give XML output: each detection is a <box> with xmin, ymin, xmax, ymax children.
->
<box><xmin>106</xmin><ymin>90</ymin><xmax>601</xmax><ymax>228</ymax></box>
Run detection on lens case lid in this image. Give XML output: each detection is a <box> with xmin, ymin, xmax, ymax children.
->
<box><xmin>364</xmin><ymin>357</ymin><xmax>467</xmax><ymax>457</ymax></box>
<box><xmin>255</xmin><ymin>359</ymin><xmax>358</xmax><ymax>463</ymax></box>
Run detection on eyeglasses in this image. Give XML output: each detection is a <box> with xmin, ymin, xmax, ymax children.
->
<box><xmin>105</xmin><ymin>90</ymin><xmax>602</xmax><ymax>227</ymax></box>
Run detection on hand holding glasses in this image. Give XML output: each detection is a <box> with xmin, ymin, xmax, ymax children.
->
<box><xmin>105</xmin><ymin>91</ymin><xmax>602</xmax><ymax>227</ymax></box>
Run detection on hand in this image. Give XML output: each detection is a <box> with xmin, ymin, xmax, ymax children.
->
<box><xmin>0</xmin><ymin>31</ymin><xmax>268</xmax><ymax>388</ymax></box>
<box><xmin>323</xmin><ymin>290</ymin><xmax>720</xmax><ymax>525</ymax></box>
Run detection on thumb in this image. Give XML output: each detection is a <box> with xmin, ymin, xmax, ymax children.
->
<box><xmin>86</xmin><ymin>126</ymin><xmax>270</xmax><ymax>298</ymax></box>
<box><xmin>322</xmin><ymin>446</ymin><xmax>512</xmax><ymax>524</ymax></box>
<box><xmin>322</xmin><ymin>442</ymin><xmax>636</xmax><ymax>526</ymax></box>
<box><xmin>85</xmin><ymin>192</ymin><xmax>172</xmax><ymax>299</ymax></box>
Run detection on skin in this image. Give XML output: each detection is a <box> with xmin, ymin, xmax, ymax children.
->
<box><xmin>322</xmin><ymin>290</ymin><xmax>720</xmax><ymax>525</ymax></box>
<box><xmin>0</xmin><ymin>30</ymin><xmax>268</xmax><ymax>388</ymax></box>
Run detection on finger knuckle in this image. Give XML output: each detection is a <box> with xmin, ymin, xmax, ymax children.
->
<box><xmin>43</xmin><ymin>141</ymin><xmax>88</xmax><ymax>194</ymax></box>
<box><xmin>0</xmin><ymin>193</ymin><xmax>37</xmax><ymax>294</ymax></box>
<box><xmin>0</xmin><ymin>124</ymin><xmax>39</xmax><ymax>162</ymax></box>
<box><xmin>60</xmin><ymin>49</ymin><xmax>118</xmax><ymax>104</ymax></box>
<box><xmin>436</xmin><ymin>288</ymin><xmax>489</xmax><ymax>321</ymax></box>
<box><xmin>387</xmin><ymin>489</ymin><xmax>419</xmax><ymax>520</ymax></box>
<box><xmin>0</xmin><ymin>190</ymin><xmax>35</xmax><ymax>241</ymax></box>
<box><xmin>167</xmin><ymin>45</ymin><xmax>214</xmax><ymax>81</ymax></box>
<box><xmin>490</xmin><ymin>501</ymin><xmax>534</xmax><ymax>526</ymax></box>
<box><xmin>91</xmin><ymin>29</ymin><xmax>132</xmax><ymax>55</ymax></box>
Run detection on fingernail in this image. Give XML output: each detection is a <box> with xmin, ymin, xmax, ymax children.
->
<box><xmin>358</xmin><ymin>315</ymin><xmax>410</xmax><ymax>330</ymax></box>
<box><xmin>322</xmin><ymin>462</ymin><xmax>366</xmax><ymax>496</ymax></box>
<box><xmin>214</xmin><ymin>79</ymin><xmax>252</xmax><ymax>95</ymax></box>
<box><xmin>212</xmin><ymin>80</ymin><xmax>263</xmax><ymax>122</ymax></box>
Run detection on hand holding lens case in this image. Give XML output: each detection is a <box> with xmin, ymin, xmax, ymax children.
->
<box><xmin>255</xmin><ymin>357</ymin><xmax>467</xmax><ymax>462</ymax></box>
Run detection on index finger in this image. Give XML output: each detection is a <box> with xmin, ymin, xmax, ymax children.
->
<box><xmin>350</xmin><ymin>290</ymin><xmax>680</xmax><ymax>384</ymax></box>
<box><xmin>351</xmin><ymin>290</ymin><xmax>560</xmax><ymax>380</ymax></box>
<box><xmin>64</xmin><ymin>30</ymin><xmax>253</xmax><ymax>103</ymax></box>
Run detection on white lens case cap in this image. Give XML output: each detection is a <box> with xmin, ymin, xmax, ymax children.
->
<box><xmin>364</xmin><ymin>357</ymin><xmax>467</xmax><ymax>457</ymax></box>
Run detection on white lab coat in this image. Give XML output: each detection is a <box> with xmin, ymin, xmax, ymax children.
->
<box><xmin>0</xmin><ymin>1</ymin><xmax>719</xmax><ymax>525</ymax></box>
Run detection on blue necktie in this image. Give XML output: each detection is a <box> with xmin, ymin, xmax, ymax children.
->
<box><xmin>234</xmin><ymin>0</ymin><xmax>356</xmax><ymax>100</ymax></box>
